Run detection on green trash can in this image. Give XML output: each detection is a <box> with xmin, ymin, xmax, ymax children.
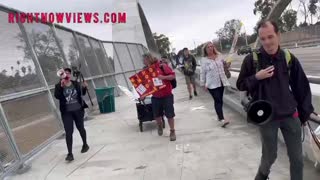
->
<box><xmin>95</xmin><ymin>87</ymin><xmax>115</xmax><ymax>113</ymax></box>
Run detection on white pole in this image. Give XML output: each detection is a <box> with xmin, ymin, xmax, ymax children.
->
<box><xmin>243</xmin><ymin>25</ymin><xmax>248</xmax><ymax>46</ymax></box>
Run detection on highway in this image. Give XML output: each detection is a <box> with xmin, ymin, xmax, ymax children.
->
<box><xmin>229</xmin><ymin>46</ymin><xmax>320</xmax><ymax>77</ymax></box>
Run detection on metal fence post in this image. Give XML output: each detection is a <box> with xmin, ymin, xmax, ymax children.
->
<box><xmin>0</xmin><ymin>163</ymin><xmax>4</xmax><ymax>173</ymax></box>
<box><xmin>51</xmin><ymin>24</ymin><xmax>69</xmax><ymax>67</ymax></box>
<box><xmin>17</xmin><ymin>22</ymin><xmax>64</xmax><ymax>131</ymax></box>
<box><xmin>113</xmin><ymin>43</ymin><xmax>131</xmax><ymax>89</ymax></box>
<box><xmin>87</xmin><ymin>38</ymin><xmax>106</xmax><ymax>88</ymax></box>
<box><xmin>125</xmin><ymin>44</ymin><xmax>138</xmax><ymax>73</ymax></box>
<box><xmin>72</xmin><ymin>32</ymin><xmax>92</xmax><ymax>78</ymax></box>
<box><xmin>0</xmin><ymin>103</ymin><xmax>24</xmax><ymax>169</ymax></box>
<box><xmin>98</xmin><ymin>41</ymin><xmax>120</xmax><ymax>96</ymax></box>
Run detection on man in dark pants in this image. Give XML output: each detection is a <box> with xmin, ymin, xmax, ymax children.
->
<box><xmin>182</xmin><ymin>48</ymin><xmax>198</xmax><ymax>100</ymax></box>
<box><xmin>54</xmin><ymin>68</ymin><xmax>90</xmax><ymax>162</ymax></box>
<box><xmin>236</xmin><ymin>21</ymin><xmax>314</xmax><ymax>180</ymax></box>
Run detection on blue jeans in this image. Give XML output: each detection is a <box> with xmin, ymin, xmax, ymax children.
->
<box><xmin>208</xmin><ymin>86</ymin><xmax>225</xmax><ymax>120</ymax></box>
<box><xmin>257</xmin><ymin>116</ymin><xmax>303</xmax><ymax>180</ymax></box>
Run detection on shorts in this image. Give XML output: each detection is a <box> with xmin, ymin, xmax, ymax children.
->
<box><xmin>151</xmin><ymin>94</ymin><xmax>175</xmax><ymax>119</ymax></box>
<box><xmin>185</xmin><ymin>75</ymin><xmax>196</xmax><ymax>84</ymax></box>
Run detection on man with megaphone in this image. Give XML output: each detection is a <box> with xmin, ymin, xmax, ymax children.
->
<box><xmin>236</xmin><ymin>20</ymin><xmax>314</xmax><ymax>180</ymax></box>
<box><xmin>54</xmin><ymin>68</ymin><xmax>90</xmax><ymax>162</ymax></box>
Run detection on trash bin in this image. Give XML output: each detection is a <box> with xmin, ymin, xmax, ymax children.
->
<box><xmin>95</xmin><ymin>87</ymin><xmax>115</xmax><ymax>113</ymax></box>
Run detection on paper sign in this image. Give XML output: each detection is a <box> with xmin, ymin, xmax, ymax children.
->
<box><xmin>152</xmin><ymin>78</ymin><xmax>163</xmax><ymax>86</ymax></box>
<box><xmin>136</xmin><ymin>84</ymin><xmax>147</xmax><ymax>95</ymax></box>
<box><xmin>129</xmin><ymin>64</ymin><xmax>166</xmax><ymax>98</ymax></box>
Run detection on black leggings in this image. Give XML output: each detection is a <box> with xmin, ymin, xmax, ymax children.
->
<box><xmin>208</xmin><ymin>86</ymin><xmax>225</xmax><ymax>120</ymax></box>
<box><xmin>61</xmin><ymin>110</ymin><xmax>87</xmax><ymax>154</ymax></box>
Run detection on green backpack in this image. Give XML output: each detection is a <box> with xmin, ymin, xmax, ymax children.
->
<box><xmin>252</xmin><ymin>49</ymin><xmax>292</xmax><ymax>76</ymax></box>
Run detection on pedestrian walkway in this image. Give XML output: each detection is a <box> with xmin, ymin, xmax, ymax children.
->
<box><xmin>7</xmin><ymin>72</ymin><xmax>320</xmax><ymax>180</ymax></box>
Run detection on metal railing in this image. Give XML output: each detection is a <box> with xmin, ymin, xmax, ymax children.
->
<box><xmin>0</xmin><ymin>5</ymin><xmax>148</xmax><ymax>178</ymax></box>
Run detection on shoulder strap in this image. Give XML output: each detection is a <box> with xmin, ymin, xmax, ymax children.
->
<box><xmin>283</xmin><ymin>49</ymin><xmax>292</xmax><ymax>76</ymax></box>
<box><xmin>159</xmin><ymin>64</ymin><xmax>167</xmax><ymax>75</ymax></box>
<box><xmin>252</xmin><ymin>50</ymin><xmax>259</xmax><ymax>73</ymax></box>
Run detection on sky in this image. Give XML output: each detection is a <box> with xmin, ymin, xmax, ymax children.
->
<box><xmin>138</xmin><ymin>0</ymin><xmax>304</xmax><ymax>51</ymax></box>
<box><xmin>138</xmin><ymin>0</ymin><xmax>260</xmax><ymax>51</ymax></box>
<box><xmin>0</xmin><ymin>0</ymin><xmax>308</xmax><ymax>71</ymax></box>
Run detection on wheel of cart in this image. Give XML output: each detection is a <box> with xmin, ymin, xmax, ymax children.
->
<box><xmin>136</xmin><ymin>98</ymin><xmax>165</xmax><ymax>132</ymax></box>
<box><xmin>138</xmin><ymin>117</ymin><xmax>165</xmax><ymax>132</ymax></box>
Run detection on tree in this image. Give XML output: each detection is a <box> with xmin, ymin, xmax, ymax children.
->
<box><xmin>67</xmin><ymin>38</ymin><xmax>80</xmax><ymax>66</ymax></box>
<box><xmin>16</xmin><ymin>29</ymin><xmax>64</xmax><ymax>83</ymax></box>
<box><xmin>300</xmin><ymin>0</ymin><xmax>309</xmax><ymax>24</ymax></box>
<box><xmin>254</xmin><ymin>0</ymin><xmax>277</xmax><ymax>19</ymax></box>
<box><xmin>153</xmin><ymin>33</ymin><xmax>171</xmax><ymax>57</ymax></box>
<box><xmin>16</xmin><ymin>60</ymin><xmax>21</xmax><ymax>76</ymax></box>
<box><xmin>216</xmin><ymin>19</ymin><xmax>242</xmax><ymax>51</ymax></box>
<box><xmin>253</xmin><ymin>0</ymin><xmax>295</xmax><ymax>32</ymax></box>
<box><xmin>309</xmin><ymin>0</ymin><xmax>319</xmax><ymax>24</ymax></box>
<box><xmin>282</xmin><ymin>9</ymin><xmax>298</xmax><ymax>31</ymax></box>
<box><xmin>21</xmin><ymin>66</ymin><xmax>27</xmax><ymax>76</ymax></box>
<box><xmin>1</xmin><ymin>69</ymin><xmax>7</xmax><ymax>76</ymax></box>
<box><xmin>11</xmin><ymin>66</ymin><xmax>14</xmax><ymax>76</ymax></box>
<box><xmin>27</xmin><ymin>65</ymin><xmax>32</xmax><ymax>74</ymax></box>
<box><xmin>14</xmin><ymin>70</ymin><xmax>20</xmax><ymax>78</ymax></box>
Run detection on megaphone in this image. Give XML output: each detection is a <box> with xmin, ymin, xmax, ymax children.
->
<box><xmin>242</xmin><ymin>97</ymin><xmax>273</xmax><ymax>126</ymax></box>
<box><xmin>57</xmin><ymin>69</ymin><xmax>67</xmax><ymax>79</ymax></box>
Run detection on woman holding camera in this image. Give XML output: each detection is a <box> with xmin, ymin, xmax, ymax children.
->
<box><xmin>54</xmin><ymin>68</ymin><xmax>89</xmax><ymax>162</ymax></box>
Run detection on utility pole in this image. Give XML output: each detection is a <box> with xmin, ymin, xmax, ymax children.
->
<box><xmin>243</xmin><ymin>25</ymin><xmax>248</xmax><ymax>46</ymax></box>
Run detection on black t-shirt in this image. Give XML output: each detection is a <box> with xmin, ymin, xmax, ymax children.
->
<box><xmin>63</xmin><ymin>84</ymin><xmax>82</xmax><ymax>112</ymax></box>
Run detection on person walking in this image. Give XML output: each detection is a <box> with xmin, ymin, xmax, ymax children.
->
<box><xmin>142</xmin><ymin>53</ymin><xmax>177</xmax><ymax>141</ymax></box>
<box><xmin>200</xmin><ymin>42</ymin><xmax>231</xmax><ymax>127</ymax></box>
<box><xmin>236</xmin><ymin>20</ymin><xmax>314</xmax><ymax>180</ymax></box>
<box><xmin>182</xmin><ymin>48</ymin><xmax>198</xmax><ymax>100</ymax></box>
<box><xmin>54</xmin><ymin>68</ymin><xmax>90</xmax><ymax>162</ymax></box>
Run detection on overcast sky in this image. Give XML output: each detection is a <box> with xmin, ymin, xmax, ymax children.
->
<box><xmin>0</xmin><ymin>0</ymin><xmax>305</xmax><ymax>70</ymax></box>
<box><xmin>139</xmin><ymin>0</ymin><xmax>260</xmax><ymax>50</ymax></box>
<box><xmin>138</xmin><ymin>0</ymin><xmax>303</xmax><ymax>51</ymax></box>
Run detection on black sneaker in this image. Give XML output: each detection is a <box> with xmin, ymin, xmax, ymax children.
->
<box><xmin>189</xmin><ymin>95</ymin><xmax>193</xmax><ymax>100</ymax></box>
<box><xmin>254</xmin><ymin>171</ymin><xmax>269</xmax><ymax>180</ymax></box>
<box><xmin>194</xmin><ymin>91</ymin><xmax>198</xmax><ymax>96</ymax></box>
<box><xmin>65</xmin><ymin>153</ymin><xmax>74</xmax><ymax>162</ymax></box>
<box><xmin>81</xmin><ymin>144</ymin><xmax>90</xmax><ymax>153</ymax></box>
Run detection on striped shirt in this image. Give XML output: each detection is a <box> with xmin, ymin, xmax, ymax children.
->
<box><xmin>200</xmin><ymin>56</ymin><xmax>230</xmax><ymax>89</ymax></box>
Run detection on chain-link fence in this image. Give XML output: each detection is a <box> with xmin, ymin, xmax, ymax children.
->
<box><xmin>0</xmin><ymin>5</ymin><xmax>149</xmax><ymax>178</ymax></box>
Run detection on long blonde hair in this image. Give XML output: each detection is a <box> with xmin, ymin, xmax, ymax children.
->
<box><xmin>202</xmin><ymin>42</ymin><xmax>221</xmax><ymax>57</ymax></box>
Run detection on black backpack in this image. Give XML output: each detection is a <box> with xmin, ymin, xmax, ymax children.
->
<box><xmin>160</xmin><ymin>64</ymin><xmax>177</xmax><ymax>89</ymax></box>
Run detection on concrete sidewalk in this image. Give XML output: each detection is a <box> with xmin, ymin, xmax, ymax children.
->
<box><xmin>7</xmin><ymin>73</ymin><xmax>320</xmax><ymax>180</ymax></box>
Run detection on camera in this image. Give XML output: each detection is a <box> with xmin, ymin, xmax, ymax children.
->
<box><xmin>71</xmin><ymin>66</ymin><xmax>81</xmax><ymax>78</ymax></box>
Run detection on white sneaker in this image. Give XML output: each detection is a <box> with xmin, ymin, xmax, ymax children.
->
<box><xmin>221</xmin><ymin>119</ymin><xmax>230</xmax><ymax>128</ymax></box>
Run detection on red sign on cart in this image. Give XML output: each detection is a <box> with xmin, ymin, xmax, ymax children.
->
<box><xmin>129</xmin><ymin>64</ymin><xmax>166</xmax><ymax>98</ymax></box>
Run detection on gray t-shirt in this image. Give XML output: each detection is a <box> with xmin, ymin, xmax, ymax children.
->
<box><xmin>63</xmin><ymin>84</ymin><xmax>82</xmax><ymax>112</ymax></box>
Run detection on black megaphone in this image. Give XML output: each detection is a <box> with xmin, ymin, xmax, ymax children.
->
<box><xmin>242</xmin><ymin>97</ymin><xmax>273</xmax><ymax>126</ymax></box>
